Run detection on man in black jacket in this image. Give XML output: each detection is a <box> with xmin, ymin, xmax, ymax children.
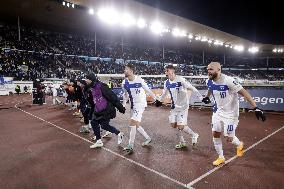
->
<box><xmin>85</xmin><ymin>73</ymin><xmax>126</xmax><ymax>148</ymax></box>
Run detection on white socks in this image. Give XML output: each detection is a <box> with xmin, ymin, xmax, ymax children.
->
<box><xmin>183</xmin><ymin>125</ymin><xmax>195</xmax><ymax>135</ymax></box>
<box><xmin>213</xmin><ymin>138</ymin><xmax>224</xmax><ymax>158</ymax></box>
<box><xmin>176</xmin><ymin>129</ymin><xmax>186</xmax><ymax>144</ymax></box>
<box><xmin>137</xmin><ymin>126</ymin><xmax>150</xmax><ymax>140</ymax></box>
<box><xmin>129</xmin><ymin>126</ymin><xmax>137</xmax><ymax>147</ymax></box>
<box><xmin>231</xmin><ymin>136</ymin><xmax>241</xmax><ymax>146</ymax></box>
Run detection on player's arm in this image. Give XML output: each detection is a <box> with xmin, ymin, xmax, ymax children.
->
<box><xmin>202</xmin><ymin>90</ymin><xmax>212</xmax><ymax>104</ymax></box>
<box><xmin>141</xmin><ymin>79</ymin><xmax>156</xmax><ymax>101</ymax></box>
<box><xmin>237</xmin><ymin>89</ymin><xmax>256</xmax><ymax>108</ymax></box>
<box><xmin>204</xmin><ymin>90</ymin><xmax>212</xmax><ymax>98</ymax></box>
<box><xmin>230</xmin><ymin>78</ymin><xmax>266</xmax><ymax>122</ymax></box>
<box><xmin>159</xmin><ymin>83</ymin><xmax>169</xmax><ymax>102</ymax></box>
<box><xmin>182</xmin><ymin>78</ymin><xmax>203</xmax><ymax>100</ymax></box>
<box><xmin>155</xmin><ymin>83</ymin><xmax>168</xmax><ymax>107</ymax></box>
<box><xmin>121</xmin><ymin>82</ymin><xmax>129</xmax><ymax>107</ymax></box>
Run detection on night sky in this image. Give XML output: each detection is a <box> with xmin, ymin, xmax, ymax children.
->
<box><xmin>135</xmin><ymin>0</ymin><xmax>284</xmax><ymax>45</ymax></box>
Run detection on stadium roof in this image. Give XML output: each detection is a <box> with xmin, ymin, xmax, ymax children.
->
<box><xmin>0</xmin><ymin>0</ymin><xmax>283</xmax><ymax>55</ymax></box>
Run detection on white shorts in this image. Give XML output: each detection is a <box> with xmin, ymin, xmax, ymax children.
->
<box><xmin>169</xmin><ymin>109</ymin><xmax>188</xmax><ymax>125</ymax></box>
<box><xmin>130</xmin><ymin>107</ymin><xmax>145</xmax><ymax>122</ymax></box>
<box><xmin>211</xmin><ymin>113</ymin><xmax>239</xmax><ymax>137</ymax></box>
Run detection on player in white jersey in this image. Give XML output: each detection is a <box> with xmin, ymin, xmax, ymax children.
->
<box><xmin>122</xmin><ymin>64</ymin><xmax>158</xmax><ymax>154</ymax></box>
<box><xmin>49</xmin><ymin>83</ymin><xmax>61</xmax><ymax>105</ymax></box>
<box><xmin>202</xmin><ymin>62</ymin><xmax>266</xmax><ymax>166</ymax></box>
<box><xmin>156</xmin><ymin>65</ymin><xmax>203</xmax><ymax>149</ymax></box>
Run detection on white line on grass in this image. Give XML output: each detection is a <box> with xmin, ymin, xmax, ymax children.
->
<box><xmin>186</xmin><ymin>125</ymin><xmax>284</xmax><ymax>188</ymax></box>
<box><xmin>15</xmin><ymin>102</ymin><xmax>191</xmax><ymax>189</ymax></box>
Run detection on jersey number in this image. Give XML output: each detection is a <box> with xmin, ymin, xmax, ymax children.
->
<box><xmin>220</xmin><ymin>91</ymin><xmax>226</xmax><ymax>98</ymax></box>
<box><xmin>135</xmin><ymin>89</ymin><xmax>140</xmax><ymax>94</ymax></box>
<box><xmin>227</xmin><ymin>125</ymin><xmax>234</xmax><ymax>132</ymax></box>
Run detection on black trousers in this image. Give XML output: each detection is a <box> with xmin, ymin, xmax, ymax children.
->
<box><xmin>91</xmin><ymin>118</ymin><xmax>120</xmax><ymax>140</ymax></box>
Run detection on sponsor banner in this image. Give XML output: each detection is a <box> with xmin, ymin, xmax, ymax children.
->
<box><xmin>239</xmin><ymin>89</ymin><xmax>284</xmax><ymax>111</ymax></box>
<box><xmin>112</xmin><ymin>88</ymin><xmax>284</xmax><ymax>111</ymax></box>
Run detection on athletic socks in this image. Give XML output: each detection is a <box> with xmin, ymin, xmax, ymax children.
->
<box><xmin>231</xmin><ymin>136</ymin><xmax>241</xmax><ymax>146</ymax></box>
<box><xmin>137</xmin><ymin>126</ymin><xmax>151</xmax><ymax>140</ymax></box>
<box><xmin>183</xmin><ymin>125</ymin><xmax>195</xmax><ymax>135</ymax></box>
<box><xmin>213</xmin><ymin>137</ymin><xmax>224</xmax><ymax>158</ymax></box>
<box><xmin>129</xmin><ymin>126</ymin><xmax>137</xmax><ymax>147</ymax></box>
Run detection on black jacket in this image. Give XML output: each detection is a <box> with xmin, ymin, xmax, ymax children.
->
<box><xmin>90</xmin><ymin>82</ymin><xmax>124</xmax><ymax>120</ymax></box>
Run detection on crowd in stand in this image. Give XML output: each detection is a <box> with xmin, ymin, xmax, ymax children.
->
<box><xmin>1</xmin><ymin>23</ymin><xmax>283</xmax><ymax>82</ymax></box>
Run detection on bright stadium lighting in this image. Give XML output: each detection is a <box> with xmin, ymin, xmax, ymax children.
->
<box><xmin>162</xmin><ymin>28</ymin><xmax>170</xmax><ymax>33</ymax></box>
<box><xmin>180</xmin><ymin>30</ymin><xmax>186</xmax><ymax>37</ymax></box>
<box><xmin>97</xmin><ymin>8</ymin><xmax>119</xmax><ymax>25</ymax></box>
<box><xmin>201</xmin><ymin>36</ymin><xmax>208</xmax><ymax>42</ymax></box>
<box><xmin>272</xmin><ymin>48</ymin><xmax>277</xmax><ymax>53</ymax></box>
<box><xmin>88</xmin><ymin>8</ymin><xmax>94</xmax><ymax>15</ymax></box>
<box><xmin>214</xmin><ymin>40</ymin><xmax>223</xmax><ymax>46</ymax></box>
<box><xmin>172</xmin><ymin>28</ymin><xmax>180</xmax><ymax>37</ymax></box>
<box><xmin>67</xmin><ymin>2</ymin><xmax>69</xmax><ymax>7</ymax></box>
<box><xmin>234</xmin><ymin>45</ymin><xmax>244</xmax><ymax>51</ymax></box>
<box><xmin>137</xmin><ymin>18</ymin><xmax>146</xmax><ymax>28</ymax></box>
<box><xmin>62</xmin><ymin>1</ymin><xmax>65</xmax><ymax>6</ymax></box>
<box><xmin>248</xmin><ymin>47</ymin><xmax>259</xmax><ymax>53</ymax></box>
<box><xmin>195</xmin><ymin>36</ymin><xmax>201</xmax><ymax>40</ymax></box>
<box><xmin>71</xmin><ymin>3</ymin><xmax>75</xmax><ymax>8</ymax></box>
<box><xmin>225</xmin><ymin>44</ymin><xmax>229</xmax><ymax>47</ymax></box>
<box><xmin>188</xmin><ymin>34</ymin><xmax>193</xmax><ymax>39</ymax></box>
<box><xmin>150</xmin><ymin>21</ymin><xmax>164</xmax><ymax>34</ymax></box>
<box><xmin>121</xmin><ymin>13</ymin><xmax>135</xmax><ymax>27</ymax></box>
<box><xmin>208</xmin><ymin>39</ymin><xmax>212</xmax><ymax>44</ymax></box>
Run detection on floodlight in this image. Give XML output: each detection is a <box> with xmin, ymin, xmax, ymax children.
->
<box><xmin>248</xmin><ymin>47</ymin><xmax>259</xmax><ymax>53</ymax></box>
<box><xmin>150</xmin><ymin>21</ymin><xmax>163</xmax><ymax>34</ymax></box>
<box><xmin>234</xmin><ymin>45</ymin><xmax>244</xmax><ymax>51</ymax></box>
<box><xmin>137</xmin><ymin>18</ymin><xmax>146</xmax><ymax>28</ymax></box>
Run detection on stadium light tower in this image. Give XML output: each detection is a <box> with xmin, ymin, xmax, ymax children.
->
<box><xmin>121</xmin><ymin>13</ymin><xmax>136</xmax><ymax>27</ymax></box>
<box><xmin>150</xmin><ymin>21</ymin><xmax>164</xmax><ymax>34</ymax></box>
<box><xmin>201</xmin><ymin>36</ymin><xmax>208</xmax><ymax>42</ymax></box>
<box><xmin>234</xmin><ymin>45</ymin><xmax>244</xmax><ymax>52</ymax></box>
<box><xmin>97</xmin><ymin>8</ymin><xmax>119</xmax><ymax>25</ymax></box>
<box><xmin>137</xmin><ymin>18</ymin><xmax>146</xmax><ymax>28</ymax></box>
<box><xmin>88</xmin><ymin>8</ymin><xmax>94</xmax><ymax>15</ymax></box>
<box><xmin>172</xmin><ymin>28</ymin><xmax>181</xmax><ymax>37</ymax></box>
<box><xmin>248</xmin><ymin>47</ymin><xmax>259</xmax><ymax>53</ymax></box>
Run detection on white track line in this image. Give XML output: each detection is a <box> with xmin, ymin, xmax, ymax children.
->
<box><xmin>14</xmin><ymin>102</ymin><xmax>190</xmax><ymax>189</ymax></box>
<box><xmin>186</xmin><ymin>125</ymin><xmax>284</xmax><ymax>188</ymax></box>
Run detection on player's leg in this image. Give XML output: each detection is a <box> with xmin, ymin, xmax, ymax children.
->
<box><xmin>177</xmin><ymin>109</ymin><xmax>199</xmax><ymax>146</ymax></box>
<box><xmin>100</xmin><ymin>119</ymin><xmax>124</xmax><ymax>145</ymax></box>
<box><xmin>169</xmin><ymin>110</ymin><xmax>186</xmax><ymax>149</ymax></box>
<box><xmin>133</xmin><ymin>108</ymin><xmax>152</xmax><ymax>146</ymax></box>
<box><xmin>212</xmin><ymin>114</ymin><xmax>225</xmax><ymax>166</ymax></box>
<box><xmin>223</xmin><ymin>118</ymin><xmax>244</xmax><ymax>157</ymax></box>
<box><xmin>89</xmin><ymin>119</ymin><xmax>103</xmax><ymax>148</ymax></box>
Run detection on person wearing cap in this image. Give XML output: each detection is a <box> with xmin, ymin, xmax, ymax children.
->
<box><xmin>85</xmin><ymin>73</ymin><xmax>126</xmax><ymax>148</ymax></box>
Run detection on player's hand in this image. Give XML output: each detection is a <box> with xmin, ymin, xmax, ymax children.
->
<box><xmin>202</xmin><ymin>97</ymin><xmax>211</xmax><ymax>104</ymax></box>
<box><xmin>154</xmin><ymin>100</ymin><xmax>163</xmax><ymax>107</ymax></box>
<box><xmin>116</xmin><ymin>103</ymin><xmax>126</xmax><ymax>114</ymax></box>
<box><xmin>254</xmin><ymin>107</ymin><xmax>266</xmax><ymax>122</ymax></box>
<box><xmin>118</xmin><ymin>106</ymin><xmax>126</xmax><ymax>114</ymax></box>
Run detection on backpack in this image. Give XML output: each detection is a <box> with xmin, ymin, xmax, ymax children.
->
<box><xmin>92</xmin><ymin>82</ymin><xmax>108</xmax><ymax>113</ymax></box>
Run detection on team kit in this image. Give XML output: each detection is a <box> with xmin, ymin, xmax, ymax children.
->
<box><xmin>67</xmin><ymin>62</ymin><xmax>265</xmax><ymax>167</ymax></box>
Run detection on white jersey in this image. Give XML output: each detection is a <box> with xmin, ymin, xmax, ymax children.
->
<box><xmin>161</xmin><ymin>76</ymin><xmax>203</xmax><ymax>111</ymax></box>
<box><xmin>122</xmin><ymin>75</ymin><xmax>156</xmax><ymax>109</ymax></box>
<box><xmin>206</xmin><ymin>74</ymin><xmax>243</xmax><ymax>119</ymax></box>
<box><xmin>50</xmin><ymin>85</ymin><xmax>57</xmax><ymax>96</ymax></box>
